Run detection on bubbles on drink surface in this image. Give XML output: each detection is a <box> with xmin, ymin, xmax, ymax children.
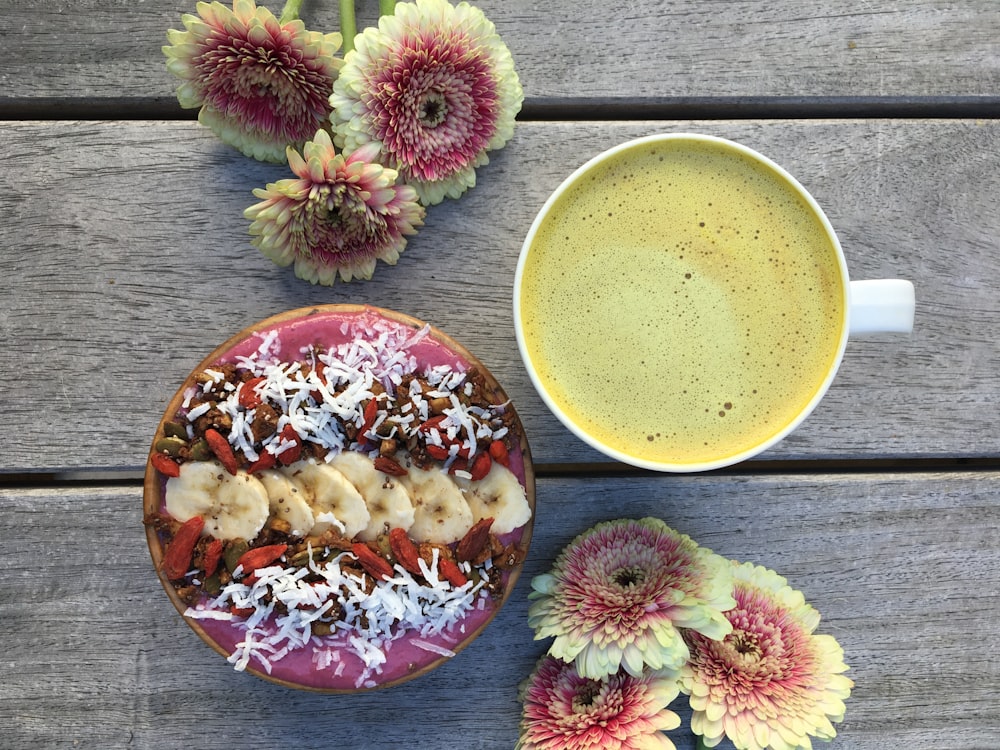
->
<box><xmin>520</xmin><ymin>138</ymin><xmax>844</xmax><ymax>465</ymax></box>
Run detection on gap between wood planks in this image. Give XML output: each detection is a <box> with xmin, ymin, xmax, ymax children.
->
<box><xmin>2</xmin><ymin>456</ymin><xmax>1000</xmax><ymax>489</ymax></box>
<box><xmin>2</xmin><ymin>95</ymin><xmax>1000</xmax><ymax>121</ymax></box>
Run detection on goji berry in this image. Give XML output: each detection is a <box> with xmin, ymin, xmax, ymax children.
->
<box><xmin>425</xmin><ymin>444</ymin><xmax>450</xmax><ymax>461</ymax></box>
<box><xmin>276</xmin><ymin>424</ymin><xmax>302</xmax><ymax>466</ymax></box>
<box><xmin>151</xmin><ymin>452</ymin><xmax>181</xmax><ymax>478</ymax></box>
<box><xmin>389</xmin><ymin>528</ymin><xmax>423</xmax><ymax>575</ymax></box>
<box><xmin>360</xmin><ymin>398</ymin><xmax>379</xmax><ymax>438</ymax></box>
<box><xmin>438</xmin><ymin>557</ymin><xmax>469</xmax><ymax>588</ymax></box>
<box><xmin>488</xmin><ymin>439</ymin><xmax>510</xmax><ymax>467</ymax></box>
<box><xmin>162</xmin><ymin>516</ymin><xmax>204</xmax><ymax>581</ymax></box>
<box><xmin>202</xmin><ymin>538</ymin><xmax>224</xmax><ymax>577</ymax></box>
<box><xmin>468</xmin><ymin>451</ymin><xmax>492</xmax><ymax>481</ymax></box>
<box><xmin>238</xmin><ymin>376</ymin><xmax>266</xmax><ymax>409</ymax></box>
<box><xmin>236</xmin><ymin>543</ymin><xmax>288</xmax><ymax>576</ymax></box>
<box><xmin>247</xmin><ymin>450</ymin><xmax>276</xmax><ymax>474</ymax></box>
<box><xmin>417</xmin><ymin>414</ymin><xmax>447</xmax><ymax>433</ymax></box>
<box><xmin>456</xmin><ymin>516</ymin><xmax>494</xmax><ymax>563</ymax></box>
<box><xmin>373</xmin><ymin>455</ymin><xmax>407</xmax><ymax>477</ymax></box>
<box><xmin>204</xmin><ymin>428</ymin><xmax>238</xmax><ymax>475</ymax></box>
<box><xmin>352</xmin><ymin>542</ymin><xmax>394</xmax><ymax>581</ymax></box>
<box><xmin>229</xmin><ymin>606</ymin><xmax>255</xmax><ymax>618</ymax></box>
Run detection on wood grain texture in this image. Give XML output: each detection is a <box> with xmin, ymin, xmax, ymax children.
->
<box><xmin>0</xmin><ymin>1</ymin><xmax>998</xmax><ymax>105</ymax></box>
<box><xmin>1</xmin><ymin>119</ymin><xmax>999</xmax><ymax>472</ymax></box>
<box><xmin>2</xmin><ymin>471</ymin><xmax>998</xmax><ymax>748</ymax></box>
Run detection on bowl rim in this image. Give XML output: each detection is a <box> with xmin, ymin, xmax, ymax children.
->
<box><xmin>143</xmin><ymin>303</ymin><xmax>535</xmax><ymax>692</ymax></box>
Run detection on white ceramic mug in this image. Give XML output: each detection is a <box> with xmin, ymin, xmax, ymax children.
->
<box><xmin>513</xmin><ymin>133</ymin><xmax>915</xmax><ymax>472</ymax></box>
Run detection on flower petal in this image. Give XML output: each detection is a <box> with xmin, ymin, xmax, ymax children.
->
<box><xmin>246</xmin><ymin>130</ymin><xmax>425</xmax><ymax>286</ymax></box>
<box><xmin>329</xmin><ymin>0</ymin><xmax>523</xmax><ymax>204</ymax></box>
<box><xmin>679</xmin><ymin>561</ymin><xmax>854</xmax><ymax>750</ymax></box>
<box><xmin>528</xmin><ymin>518</ymin><xmax>736</xmax><ymax>681</ymax></box>
<box><xmin>164</xmin><ymin>0</ymin><xmax>344</xmax><ymax>163</ymax></box>
<box><xmin>517</xmin><ymin>655</ymin><xmax>681</xmax><ymax>750</ymax></box>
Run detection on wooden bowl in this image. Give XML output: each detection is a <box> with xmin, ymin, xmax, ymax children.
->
<box><xmin>143</xmin><ymin>305</ymin><xmax>535</xmax><ymax>692</ymax></box>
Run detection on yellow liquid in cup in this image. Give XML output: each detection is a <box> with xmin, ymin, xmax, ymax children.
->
<box><xmin>518</xmin><ymin>138</ymin><xmax>846</xmax><ymax>466</ymax></box>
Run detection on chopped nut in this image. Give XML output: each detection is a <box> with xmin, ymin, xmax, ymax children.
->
<box><xmin>249</xmin><ymin>403</ymin><xmax>280</xmax><ymax>442</ymax></box>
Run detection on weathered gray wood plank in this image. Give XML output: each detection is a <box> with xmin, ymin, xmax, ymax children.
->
<box><xmin>0</xmin><ymin>1</ymin><xmax>998</xmax><ymax>105</ymax></box>
<box><xmin>1</xmin><ymin>119</ymin><xmax>998</xmax><ymax>472</ymax></box>
<box><xmin>2</xmin><ymin>471</ymin><xmax>998</xmax><ymax>748</ymax></box>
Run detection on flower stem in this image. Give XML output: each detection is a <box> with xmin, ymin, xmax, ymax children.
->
<box><xmin>278</xmin><ymin>0</ymin><xmax>304</xmax><ymax>24</ymax></box>
<box><xmin>379</xmin><ymin>0</ymin><xmax>396</xmax><ymax>15</ymax></box>
<box><xmin>340</xmin><ymin>0</ymin><xmax>357</xmax><ymax>53</ymax></box>
<box><xmin>695</xmin><ymin>736</ymin><xmax>710</xmax><ymax>750</ymax></box>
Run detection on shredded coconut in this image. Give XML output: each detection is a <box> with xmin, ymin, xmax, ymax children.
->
<box><xmin>180</xmin><ymin>317</ymin><xmax>511</xmax><ymax>465</ymax></box>
<box><xmin>411</xmin><ymin>638</ymin><xmax>457</xmax><ymax>658</ymax></box>
<box><xmin>185</xmin><ymin>546</ymin><xmax>487</xmax><ymax>685</ymax></box>
<box><xmin>185</xmin><ymin>402</ymin><xmax>211</xmax><ymax>421</ymax></box>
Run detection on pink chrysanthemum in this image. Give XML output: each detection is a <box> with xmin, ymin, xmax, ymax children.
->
<box><xmin>164</xmin><ymin>0</ymin><xmax>343</xmax><ymax>163</ymax></box>
<box><xmin>244</xmin><ymin>129</ymin><xmax>425</xmax><ymax>284</ymax></box>
<box><xmin>517</xmin><ymin>654</ymin><xmax>681</xmax><ymax>750</ymax></box>
<box><xmin>330</xmin><ymin>0</ymin><xmax>523</xmax><ymax>205</ymax></box>
<box><xmin>680</xmin><ymin>562</ymin><xmax>853</xmax><ymax>750</ymax></box>
<box><xmin>528</xmin><ymin>518</ymin><xmax>736</xmax><ymax>681</ymax></box>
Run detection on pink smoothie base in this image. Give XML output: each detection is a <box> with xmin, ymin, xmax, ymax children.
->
<box><xmin>146</xmin><ymin>305</ymin><xmax>533</xmax><ymax>692</ymax></box>
<box><xmin>192</xmin><ymin>545</ymin><xmax>521</xmax><ymax>691</ymax></box>
<box><xmin>215</xmin><ymin>306</ymin><xmax>527</xmax><ymax>482</ymax></box>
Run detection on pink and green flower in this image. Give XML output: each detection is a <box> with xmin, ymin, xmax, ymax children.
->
<box><xmin>330</xmin><ymin>0</ymin><xmax>523</xmax><ymax>205</ymax></box>
<box><xmin>517</xmin><ymin>654</ymin><xmax>681</xmax><ymax>750</ymax></box>
<box><xmin>164</xmin><ymin>0</ymin><xmax>343</xmax><ymax>163</ymax></box>
<box><xmin>528</xmin><ymin>518</ymin><xmax>736</xmax><ymax>680</ymax></box>
<box><xmin>244</xmin><ymin>129</ymin><xmax>424</xmax><ymax>284</ymax></box>
<box><xmin>680</xmin><ymin>562</ymin><xmax>853</xmax><ymax>750</ymax></box>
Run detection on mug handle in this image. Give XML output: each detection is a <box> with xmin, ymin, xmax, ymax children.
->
<box><xmin>849</xmin><ymin>279</ymin><xmax>915</xmax><ymax>335</ymax></box>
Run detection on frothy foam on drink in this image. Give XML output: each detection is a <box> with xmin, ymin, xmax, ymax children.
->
<box><xmin>519</xmin><ymin>138</ymin><xmax>845</xmax><ymax>466</ymax></box>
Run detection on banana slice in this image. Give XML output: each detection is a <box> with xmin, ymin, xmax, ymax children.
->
<box><xmin>329</xmin><ymin>450</ymin><xmax>415</xmax><ymax>541</ymax></box>
<box><xmin>454</xmin><ymin>460</ymin><xmax>531</xmax><ymax>535</ymax></box>
<box><xmin>257</xmin><ymin>469</ymin><xmax>315</xmax><ymax>538</ymax></box>
<box><xmin>165</xmin><ymin>460</ymin><xmax>270</xmax><ymax>541</ymax></box>
<box><xmin>400</xmin><ymin>462</ymin><xmax>474</xmax><ymax>544</ymax></box>
<box><xmin>281</xmin><ymin>459</ymin><xmax>370</xmax><ymax>538</ymax></box>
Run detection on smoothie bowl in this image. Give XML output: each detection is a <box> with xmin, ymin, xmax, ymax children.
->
<box><xmin>143</xmin><ymin>305</ymin><xmax>534</xmax><ymax>692</ymax></box>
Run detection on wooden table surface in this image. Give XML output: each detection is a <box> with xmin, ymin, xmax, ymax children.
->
<box><xmin>2</xmin><ymin>2</ymin><xmax>999</xmax><ymax>748</ymax></box>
